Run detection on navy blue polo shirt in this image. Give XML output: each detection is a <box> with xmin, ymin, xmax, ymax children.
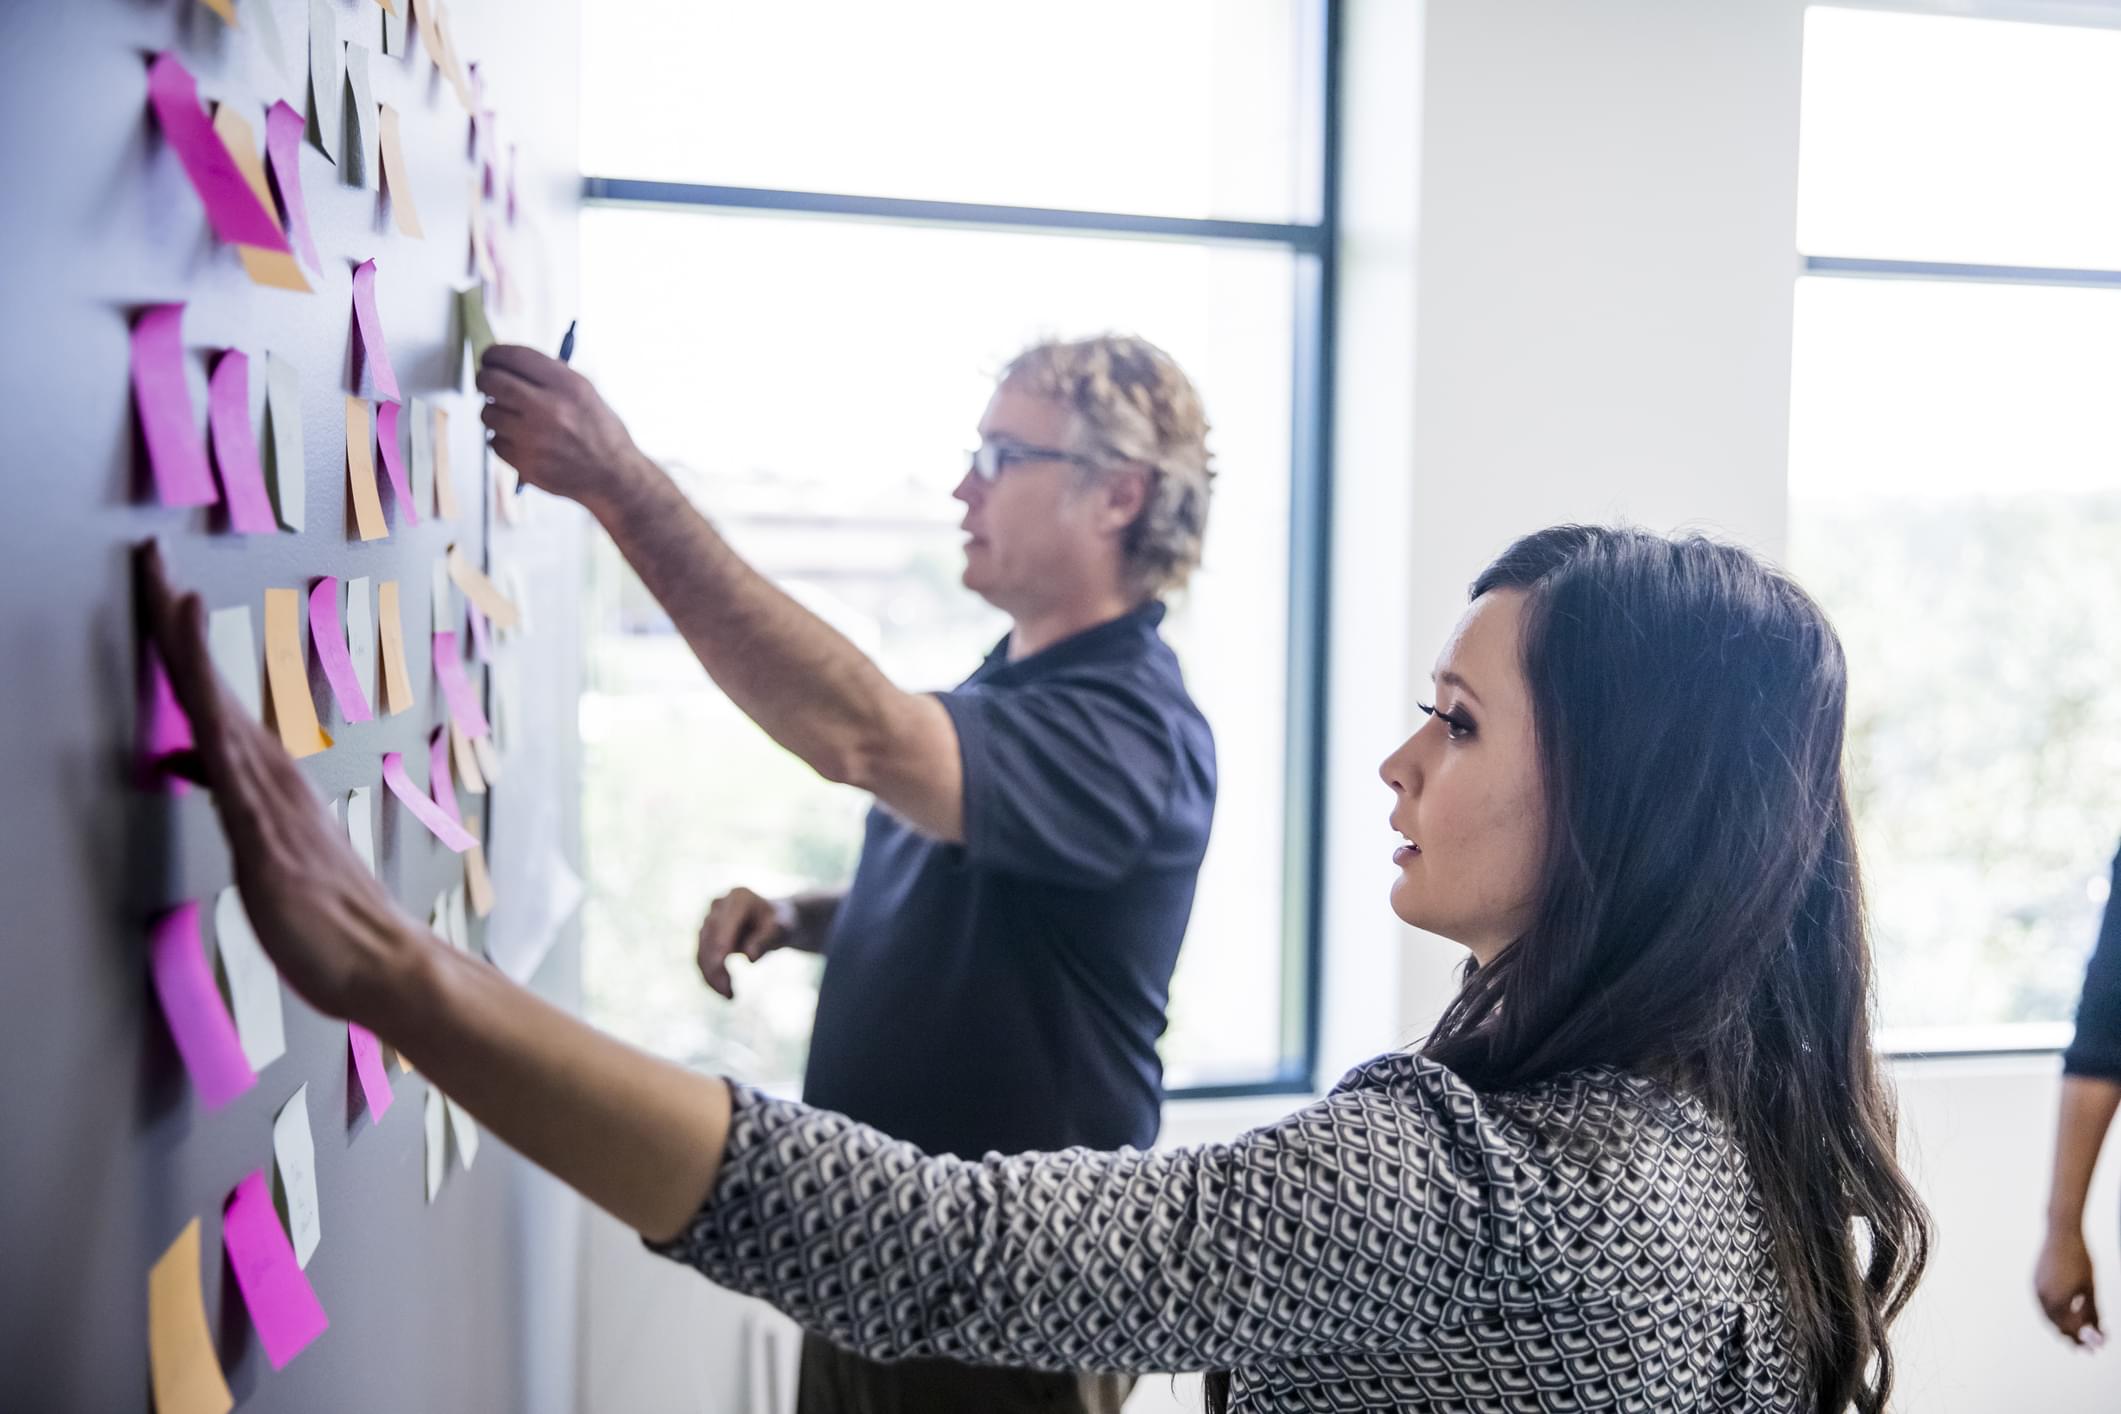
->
<box><xmin>800</xmin><ymin>601</ymin><xmax>1216</xmax><ymax>1160</ymax></box>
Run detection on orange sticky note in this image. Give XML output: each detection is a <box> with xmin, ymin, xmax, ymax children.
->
<box><xmin>345</xmin><ymin>398</ymin><xmax>388</xmax><ymax>542</ymax></box>
<box><xmin>445</xmin><ymin>547</ymin><xmax>520</xmax><ymax>630</ymax></box>
<box><xmin>149</xmin><ymin>1218</ymin><xmax>235</xmax><ymax>1414</ymax></box>
<box><xmin>202</xmin><ymin>0</ymin><xmax>238</xmax><ymax>24</ymax></box>
<box><xmin>263</xmin><ymin>588</ymin><xmax>331</xmax><ymax>758</ymax></box>
<box><xmin>211</xmin><ymin>104</ymin><xmax>311</xmax><ymax>293</ymax></box>
<box><xmin>463</xmin><ymin>814</ymin><xmax>495</xmax><ymax>918</ymax></box>
<box><xmin>376</xmin><ymin>580</ymin><xmax>415</xmax><ymax>714</ymax></box>
<box><xmin>450</xmin><ymin>718</ymin><xmax>485</xmax><ymax>796</ymax></box>
<box><xmin>376</xmin><ymin>105</ymin><xmax>423</xmax><ymax>237</ymax></box>
<box><xmin>431</xmin><ymin>405</ymin><xmax>459</xmax><ymax>519</ymax></box>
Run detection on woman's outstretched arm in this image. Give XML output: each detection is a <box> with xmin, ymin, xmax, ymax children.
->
<box><xmin>139</xmin><ymin>542</ymin><xmax>730</xmax><ymax>1242</ymax></box>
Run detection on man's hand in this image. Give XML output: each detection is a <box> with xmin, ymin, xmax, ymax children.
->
<box><xmin>696</xmin><ymin>887</ymin><xmax>794</xmax><ymax>1000</ymax></box>
<box><xmin>136</xmin><ymin>542</ymin><xmax>422</xmax><ymax>1027</ymax></box>
<box><xmin>476</xmin><ymin>345</ymin><xmax>655</xmax><ymax>514</ymax></box>
<box><xmin>2036</xmin><ymin>1226</ymin><xmax>2106</xmax><ymax>1349</ymax></box>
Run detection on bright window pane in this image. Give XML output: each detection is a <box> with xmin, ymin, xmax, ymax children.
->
<box><xmin>1798</xmin><ymin>7</ymin><xmax>2121</xmax><ymax>268</ymax></box>
<box><xmin>1787</xmin><ymin>276</ymin><xmax>2121</xmax><ymax>1031</ymax></box>
<box><xmin>580</xmin><ymin>0</ymin><xmax>1316</xmax><ymax>223</ymax></box>
<box><xmin>579</xmin><ymin>206</ymin><xmax>1298</xmax><ymax>1087</ymax></box>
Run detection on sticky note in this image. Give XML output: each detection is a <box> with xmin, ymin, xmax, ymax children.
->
<box><xmin>307</xmin><ymin>578</ymin><xmax>373</xmax><ymax>724</ymax></box>
<box><xmin>150</xmin><ymin>901</ymin><xmax>256</xmax><ymax>1108</ymax></box>
<box><xmin>138</xmin><ymin>641</ymin><xmax>195</xmax><ymax>795</ymax></box>
<box><xmin>264</xmin><ymin>100</ymin><xmax>322</xmax><ymax>273</ymax></box>
<box><xmin>463</xmin><ymin>814</ymin><xmax>495</xmax><ymax>919</ymax></box>
<box><xmin>446</xmin><ymin>547</ymin><xmax>521</xmax><ymax>630</ymax></box>
<box><xmin>346</xmin><ymin>786</ymin><xmax>377</xmax><ymax>874</ymax></box>
<box><xmin>424</xmin><ymin>1086</ymin><xmax>446</xmax><ymax>1201</ymax></box>
<box><xmin>457</xmin><ymin>284</ymin><xmax>496</xmax><ymax>369</ymax></box>
<box><xmin>471</xmin><ymin>733</ymin><xmax>502</xmax><ymax>785</ymax></box>
<box><xmin>273</xmin><ymin>1085</ymin><xmax>322</xmax><ymax>1269</ymax></box>
<box><xmin>468</xmin><ymin>176</ymin><xmax>496</xmax><ymax>284</ymax></box>
<box><xmin>148</xmin><ymin>1219</ymin><xmax>234</xmax><ymax>1414</ymax></box>
<box><xmin>450</xmin><ymin>718</ymin><xmax>486</xmax><ymax>796</ymax></box>
<box><xmin>431</xmin><ymin>630</ymin><xmax>490</xmax><ymax>738</ymax></box>
<box><xmin>430</xmin><ymin>557</ymin><xmax>453</xmax><ymax>633</ymax></box>
<box><xmin>345</xmin><ymin>397</ymin><xmax>388</xmax><ymax>542</ymax></box>
<box><xmin>343</xmin><ymin>41</ymin><xmax>378</xmax><ymax>187</ymax></box>
<box><xmin>263</xmin><ymin>351</ymin><xmax>305</xmax><ymax>531</ymax></box>
<box><xmin>250</xmin><ymin>0</ymin><xmax>297</xmax><ymax>84</ymax></box>
<box><xmin>263</xmin><ymin>587</ymin><xmax>332</xmax><ymax>757</ymax></box>
<box><xmin>446</xmin><ymin>882</ymin><xmax>471</xmax><ymax>952</ymax></box>
<box><xmin>206</xmin><ymin>351</ymin><xmax>280</xmax><ymax>534</ymax></box>
<box><xmin>222</xmin><ymin>1169</ymin><xmax>329</xmax><ymax>1369</ymax></box>
<box><xmin>349</xmin><ymin>260</ymin><xmax>400</xmax><ymax>400</ymax></box>
<box><xmin>307</xmin><ymin>0</ymin><xmax>341</xmax><ymax>162</ymax></box>
<box><xmin>377</xmin><ymin>104</ymin><xmax>423</xmax><ymax>237</ymax></box>
<box><xmin>375</xmin><ymin>401</ymin><xmax>420</xmax><ymax>526</ymax></box>
<box><xmin>407</xmin><ymin>396</ymin><xmax>434</xmax><ymax>512</ymax></box>
<box><xmin>346</xmin><ymin>577</ymin><xmax>377</xmax><ymax>711</ymax></box>
<box><xmin>381</xmin><ymin>1</ymin><xmax>406</xmax><ymax>57</ymax></box>
<box><xmin>207</xmin><ymin>605</ymin><xmax>263</xmax><ymax>721</ymax></box>
<box><xmin>146</xmin><ymin>52</ymin><xmax>290</xmax><ymax>250</ymax></box>
<box><xmin>465</xmin><ymin>600</ymin><xmax>491</xmax><ymax>662</ymax></box>
<box><xmin>432</xmin><ymin>404</ymin><xmax>460</xmax><ymax>518</ymax></box>
<box><xmin>428</xmin><ymin>726</ymin><xmax>461</xmax><ymax>823</ymax></box>
<box><xmin>348</xmin><ymin>1021</ymin><xmax>394</xmax><ymax>1120</ymax></box>
<box><xmin>202</xmin><ymin>0</ymin><xmax>237</xmax><ymax>24</ymax></box>
<box><xmin>381</xmin><ymin>750</ymin><xmax>476</xmax><ymax>851</ymax></box>
<box><xmin>376</xmin><ymin>580</ymin><xmax>415</xmax><ymax>714</ymax></box>
<box><xmin>214</xmin><ymin>888</ymin><xmax>285</xmax><ymax>1072</ymax></box>
<box><xmin>131</xmin><ymin>305</ymin><xmax>217</xmax><ymax>509</ymax></box>
<box><xmin>210</xmin><ymin>103</ymin><xmax>311</xmax><ymax>292</ymax></box>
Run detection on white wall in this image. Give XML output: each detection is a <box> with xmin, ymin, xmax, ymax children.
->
<box><xmin>578</xmin><ymin>3</ymin><xmax>2121</xmax><ymax>1410</ymax></box>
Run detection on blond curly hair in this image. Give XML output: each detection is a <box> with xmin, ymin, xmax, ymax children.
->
<box><xmin>999</xmin><ymin>334</ymin><xmax>1215</xmax><ymax>599</ymax></box>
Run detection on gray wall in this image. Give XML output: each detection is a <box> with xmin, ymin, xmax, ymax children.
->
<box><xmin>0</xmin><ymin>1</ymin><xmax>583</xmax><ymax>1408</ymax></box>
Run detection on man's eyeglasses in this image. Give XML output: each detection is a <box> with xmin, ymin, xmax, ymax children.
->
<box><xmin>968</xmin><ymin>443</ymin><xmax>1099</xmax><ymax>483</ymax></box>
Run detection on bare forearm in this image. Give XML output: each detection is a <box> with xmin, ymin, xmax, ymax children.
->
<box><xmin>2047</xmin><ymin>1075</ymin><xmax>2121</xmax><ymax>1233</ymax></box>
<box><xmin>361</xmin><ymin>922</ymin><xmax>731</xmax><ymax>1242</ymax></box>
<box><xmin>592</xmin><ymin>457</ymin><xmax>908</xmax><ymax>785</ymax></box>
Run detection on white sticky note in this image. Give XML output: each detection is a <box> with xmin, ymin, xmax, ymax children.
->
<box><xmin>381</xmin><ymin>4</ymin><xmax>405</xmax><ymax>56</ymax></box>
<box><xmin>344</xmin><ymin>42</ymin><xmax>378</xmax><ymax>188</ymax></box>
<box><xmin>409</xmin><ymin>396</ymin><xmax>435</xmax><ymax>515</ymax></box>
<box><xmin>345</xmin><ymin>577</ymin><xmax>377</xmax><ymax>715</ymax></box>
<box><xmin>250</xmin><ymin>0</ymin><xmax>295</xmax><ymax>83</ymax></box>
<box><xmin>273</xmin><ymin>1084</ymin><xmax>323</xmax><ymax>1269</ymax></box>
<box><xmin>470</xmin><ymin>734</ymin><xmax>502</xmax><ymax>784</ymax></box>
<box><xmin>446</xmin><ymin>884</ymin><xmax>471</xmax><ymax>955</ymax></box>
<box><xmin>431</xmin><ymin>557</ymin><xmax>453</xmax><ymax>634</ymax></box>
<box><xmin>264</xmin><ymin>352</ymin><xmax>305</xmax><ymax>532</ymax></box>
<box><xmin>446</xmin><ymin>1096</ymin><xmax>480</xmax><ymax>1169</ymax></box>
<box><xmin>424</xmin><ymin>1086</ymin><xmax>447</xmax><ymax>1202</ymax></box>
<box><xmin>207</xmin><ymin>606</ymin><xmax>263</xmax><ymax>722</ymax></box>
<box><xmin>213</xmin><ymin>887</ymin><xmax>285</xmax><ymax>1072</ymax></box>
<box><xmin>347</xmin><ymin>787</ymin><xmax>376</xmax><ymax>875</ymax></box>
<box><xmin>307</xmin><ymin>0</ymin><xmax>341</xmax><ymax>163</ymax></box>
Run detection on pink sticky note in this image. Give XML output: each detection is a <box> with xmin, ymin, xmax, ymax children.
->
<box><xmin>222</xmin><ymin>1169</ymin><xmax>329</xmax><ymax>1368</ymax></box>
<box><xmin>347</xmin><ymin>1022</ymin><xmax>394</xmax><ymax>1121</ymax></box>
<box><xmin>131</xmin><ymin>305</ymin><xmax>218</xmax><ymax>509</ymax></box>
<box><xmin>428</xmin><ymin>727</ymin><xmax>461</xmax><ymax>824</ymax></box>
<box><xmin>264</xmin><ymin>99</ymin><xmax>322</xmax><ymax>272</ymax></box>
<box><xmin>465</xmin><ymin>600</ymin><xmax>490</xmax><ymax>662</ymax></box>
<box><xmin>207</xmin><ymin>351</ymin><xmax>280</xmax><ymax>534</ymax></box>
<box><xmin>431</xmin><ymin>630</ymin><xmax>490</xmax><ymax>738</ymax></box>
<box><xmin>349</xmin><ymin>260</ymin><xmax>401</xmax><ymax>400</ymax></box>
<box><xmin>137</xmin><ymin>642</ymin><xmax>195</xmax><ymax>796</ymax></box>
<box><xmin>149</xmin><ymin>902</ymin><xmax>256</xmax><ymax>1108</ymax></box>
<box><xmin>145</xmin><ymin>52</ymin><xmax>290</xmax><ymax>251</ymax></box>
<box><xmin>375</xmin><ymin>401</ymin><xmax>421</xmax><ymax>526</ymax></box>
<box><xmin>307</xmin><ymin>579</ymin><xmax>374</xmax><ymax>723</ymax></box>
<box><xmin>381</xmin><ymin>751</ymin><xmax>477</xmax><ymax>852</ymax></box>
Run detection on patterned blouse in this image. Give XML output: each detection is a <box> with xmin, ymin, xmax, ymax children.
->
<box><xmin>649</xmin><ymin>1050</ymin><xmax>1807</xmax><ymax>1412</ymax></box>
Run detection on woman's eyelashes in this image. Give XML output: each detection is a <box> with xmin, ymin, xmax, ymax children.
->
<box><xmin>1416</xmin><ymin>702</ymin><xmax>1477</xmax><ymax>741</ymax></box>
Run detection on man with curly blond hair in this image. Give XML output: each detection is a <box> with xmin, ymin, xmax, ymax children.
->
<box><xmin>480</xmin><ymin>333</ymin><xmax>1218</xmax><ymax>1414</ymax></box>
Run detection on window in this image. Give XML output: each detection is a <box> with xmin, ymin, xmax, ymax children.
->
<box><xmin>577</xmin><ymin>1</ymin><xmax>1335</xmax><ymax>1093</ymax></box>
<box><xmin>1792</xmin><ymin>7</ymin><xmax>2121</xmax><ymax>1046</ymax></box>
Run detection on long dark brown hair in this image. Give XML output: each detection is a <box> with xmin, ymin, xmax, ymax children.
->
<box><xmin>1208</xmin><ymin>526</ymin><xmax>1928</xmax><ymax>1413</ymax></box>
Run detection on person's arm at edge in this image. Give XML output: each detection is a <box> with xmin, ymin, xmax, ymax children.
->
<box><xmin>2038</xmin><ymin>1075</ymin><xmax>2121</xmax><ymax>1345</ymax></box>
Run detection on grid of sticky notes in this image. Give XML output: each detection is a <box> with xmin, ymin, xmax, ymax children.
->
<box><xmin>136</xmin><ymin>2</ymin><xmax>527</xmax><ymax>1402</ymax></box>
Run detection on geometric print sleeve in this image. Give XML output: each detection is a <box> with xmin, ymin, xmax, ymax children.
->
<box><xmin>645</xmin><ymin>1068</ymin><xmax>1528</xmax><ymax>1373</ymax></box>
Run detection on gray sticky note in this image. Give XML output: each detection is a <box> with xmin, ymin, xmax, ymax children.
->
<box><xmin>307</xmin><ymin>0</ymin><xmax>340</xmax><ymax>163</ymax></box>
<box><xmin>344</xmin><ymin>42</ymin><xmax>379</xmax><ymax>189</ymax></box>
<box><xmin>207</xmin><ymin>605</ymin><xmax>264</xmax><ymax>721</ymax></box>
<box><xmin>409</xmin><ymin>396</ymin><xmax>435</xmax><ymax>515</ymax></box>
<box><xmin>264</xmin><ymin>351</ymin><xmax>304</xmax><ymax>532</ymax></box>
<box><xmin>214</xmin><ymin>887</ymin><xmax>286</xmax><ymax>1072</ymax></box>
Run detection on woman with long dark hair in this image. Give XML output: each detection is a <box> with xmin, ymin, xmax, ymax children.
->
<box><xmin>139</xmin><ymin>523</ymin><xmax>1928</xmax><ymax>1412</ymax></box>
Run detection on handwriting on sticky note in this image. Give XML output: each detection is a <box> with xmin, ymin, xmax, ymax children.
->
<box><xmin>273</xmin><ymin>1085</ymin><xmax>323</xmax><ymax>1268</ymax></box>
<box><xmin>222</xmin><ymin>1170</ymin><xmax>329</xmax><ymax>1369</ymax></box>
<box><xmin>131</xmin><ymin>305</ymin><xmax>218</xmax><ymax>509</ymax></box>
<box><xmin>146</xmin><ymin>52</ymin><xmax>289</xmax><ymax>250</ymax></box>
<box><xmin>207</xmin><ymin>350</ymin><xmax>281</xmax><ymax>533</ymax></box>
<box><xmin>431</xmin><ymin>629</ymin><xmax>490</xmax><ymax>738</ymax></box>
<box><xmin>150</xmin><ymin>901</ymin><xmax>256</xmax><ymax>1108</ymax></box>
<box><xmin>214</xmin><ymin>888</ymin><xmax>285</xmax><ymax>1072</ymax></box>
<box><xmin>345</xmin><ymin>396</ymin><xmax>388</xmax><ymax>542</ymax></box>
<box><xmin>148</xmin><ymin>1218</ymin><xmax>234</xmax><ymax>1414</ymax></box>
<box><xmin>376</xmin><ymin>580</ymin><xmax>415</xmax><ymax>714</ymax></box>
<box><xmin>382</xmin><ymin>750</ymin><xmax>477</xmax><ymax>851</ymax></box>
<box><xmin>263</xmin><ymin>587</ymin><xmax>332</xmax><ymax>757</ymax></box>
